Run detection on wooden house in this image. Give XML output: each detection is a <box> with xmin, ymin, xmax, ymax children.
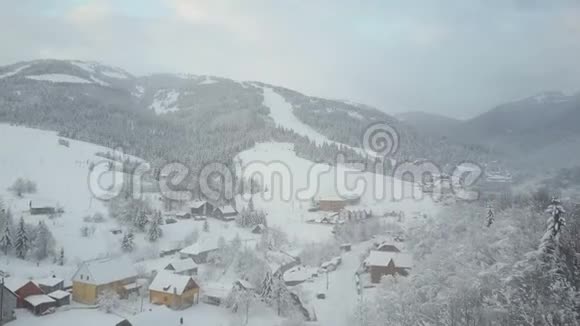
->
<box><xmin>190</xmin><ymin>200</ymin><xmax>214</xmax><ymax>217</ymax></box>
<box><xmin>164</xmin><ymin>259</ymin><xmax>198</xmax><ymax>276</ymax></box>
<box><xmin>4</xmin><ymin>279</ymin><xmax>44</xmax><ymax>308</ymax></box>
<box><xmin>47</xmin><ymin>290</ymin><xmax>71</xmax><ymax>306</ymax></box>
<box><xmin>212</xmin><ymin>205</ymin><xmax>238</xmax><ymax>221</ymax></box>
<box><xmin>72</xmin><ymin>258</ymin><xmax>138</xmax><ymax>305</ymax></box>
<box><xmin>35</xmin><ymin>277</ymin><xmax>64</xmax><ymax>294</ymax></box>
<box><xmin>1</xmin><ymin>282</ymin><xmax>17</xmax><ymax>324</ymax></box>
<box><xmin>149</xmin><ymin>272</ymin><xmax>199</xmax><ymax>310</ymax></box>
<box><xmin>24</xmin><ymin>295</ymin><xmax>57</xmax><ymax>315</ymax></box>
<box><xmin>366</xmin><ymin>251</ymin><xmax>412</xmax><ymax>283</ymax></box>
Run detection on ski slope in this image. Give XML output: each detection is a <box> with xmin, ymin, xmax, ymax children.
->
<box><xmin>262</xmin><ymin>87</ymin><xmax>331</xmax><ymax>146</ymax></box>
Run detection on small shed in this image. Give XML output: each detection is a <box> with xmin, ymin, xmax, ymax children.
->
<box><xmin>48</xmin><ymin>290</ymin><xmax>71</xmax><ymax>306</ymax></box>
<box><xmin>164</xmin><ymin>259</ymin><xmax>198</xmax><ymax>276</ymax></box>
<box><xmin>24</xmin><ymin>295</ymin><xmax>57</xmax><ymax>315</ymax></box>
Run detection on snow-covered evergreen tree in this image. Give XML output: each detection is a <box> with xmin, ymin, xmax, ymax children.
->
<box><xmin>505</xmin><ymin>198</ymin><xmax>578</xmax><ymax>325</ymax></box>
<box><xmin>33</xmin><ymin>221</ymin><xmax>55</xmax><ymax>260</ymax></box>
<box><xmin>147</xmin><ymin>213</ymin><xmax>162</xmax><ymax>242</ymax></box>
<box><xmin>14</xmin><ymin>217</ymin><xmax>29</xmax><ymax>259</ymax></box>
<box><xmin>0</xmin><ymin>224</ymin><xmax>13</xmax><ymax>255</ymax></box>
<box><xmin>121</xmin><ymin>231</ymin><xmax>135</xmax><ymax>252</ymax></box>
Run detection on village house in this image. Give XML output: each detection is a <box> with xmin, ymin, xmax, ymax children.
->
<box><xmin>212</xmin><ymin>205</ymin><xmax>238</xmax><ymax>221</ymax></box>
<box><xmin>164</xmin><ymin>259</ymin><xmax>198</xmax><ymax>276</ymax></box>
<box><xmin>366</xmin><ymin>251</ymin><xmax>412</xmax><ymax>283</ymax></box>
<box><xmin>71</xmin><ymin>258</ymin><xmax>138</xmax><ymax>305</ymax></box>
<box><xmin>35</xmin><ymin>277</ymin><xmax>64</xmax><ymax>294</ymax></box>
<box><xmin>190</xmin><ymin>200</ymin><xmax>214</xmax><ymax>217</ymax></box>
<box><xmin>47</xmin><ymin>289</ymin><xmax>71</xmax><ymax>306</ymax></box>
<box><xmin>149</xmin><ymin>272</ymin><xmax>200</xmax><ymax>310</ymax></box>
<box><xmin>179</xmin><ymin>238</ymin><xmax>220</xmax><ymax>263</ymax></box>
<box><xmin>3</xmin><ymin>279</ymin><xmax>44</xmax><ymax>308</ymax></box>
<box><xmin>1</xmin><ymin>282</ymin><xmax>17</xmax><ymax>324</ymax></box>
<box><xmin>24</xmin><ymin>294</ymin><xmax>57</xmax><ymax>315</ymax></box>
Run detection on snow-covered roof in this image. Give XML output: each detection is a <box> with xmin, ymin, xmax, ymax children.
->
<box><xmin>48</xmin><ymin>290</ymin><xmax>70</xmax><ymax>300</ymax></box>
<box><xmin>35</xmin><ymin>277</ymin><xmax>64</xmax><ymax>287</ymax></box>
<box><xmin>24</xmin><ymin>294</ymin><xmax>56</xmax><ymax>307</ymax></box>
<box><xmin>189</xmin><ymin>200</ymin><xmax>207</xmax><ymax>209</ymax></box>
<box><xmin>235</xmin><ymin>279</ymin><xmax>254</xmax><ymax>290</ymax></box>
<box><xmin>216</xmin><ymin>205</ymin><xmax>237</xmax><ymax>214</ymax></box>
<box><xmin>149</xmin><ymin>272</ymin><xmax>197</xmax><ymax>295</ymax></box>
<box><xmin>180</xmin><ymin>237</ymin><xmax>220</xmax><ymax>256</ymax></box>
<box><xmin>165</xmin><ymin>259</ymin><xmax>198</xmax><ymax>273</ymax></box>
<box><xmin>366</xmin><ymin>251</ymin><xmax>412</xmax><ymax>268</ymax></box>
<box><xmin>3</xmin><ymin>278</ymin><xmax>32</xmax><ymax>292</ymax></box>
<box><xmin>284</xmin><ymin>266</ymin><xmax>315</xmax><ymax>283</ymax></box>
<box><xmin>73</xmin><ymin>258</ymin><xmax>137</xmax><ymax>285</ymax></box>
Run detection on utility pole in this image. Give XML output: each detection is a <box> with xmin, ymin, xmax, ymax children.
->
<box><xmin>1</xmin><ymin>277</ymin><xmax>5</xmax><ymax>326</ymax></box>
<box><xmin>326</xmin><ymin>270</ymin><xmax>329</xmax><ymax>290</ymax></box>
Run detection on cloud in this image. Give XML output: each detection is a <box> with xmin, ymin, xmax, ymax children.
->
<box><xmin>0</xmin><ymin>1</ymin><xmax>579</xmax><ymax>118</ymax></box>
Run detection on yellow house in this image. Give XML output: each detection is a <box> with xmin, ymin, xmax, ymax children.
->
<box><xmin>72</xmin><ymin>258</ymin><xmax>138</xmax><ymax>305</ymax></box>
<box><xmin>149</xmin><ymin>272</ymin><xmax>200</xmax><ymax>310</ymax></box>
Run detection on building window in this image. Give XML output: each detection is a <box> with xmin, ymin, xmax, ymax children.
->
<box><xmin>80</xmin><ymin>274</ymin><xmax>84</xmax><ymax>280</ymax></box>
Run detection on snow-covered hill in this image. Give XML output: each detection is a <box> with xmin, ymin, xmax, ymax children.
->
<box><xmin>236</xmin><ymin>142</ymin><xmax>440</xmax><ymax>243</ymax></box>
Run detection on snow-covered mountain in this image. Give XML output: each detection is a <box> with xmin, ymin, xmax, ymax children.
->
<box><xmin>0</xmin><ymin>59</ymin><xmax>485</xmax><ymax>178</ymax></box>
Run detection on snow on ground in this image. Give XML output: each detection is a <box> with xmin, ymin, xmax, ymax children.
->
<box><xmin>150</xmin><ymin>89</ymin><xmax>180</xmax><ymax>114</ymax></box>
<box><xmin>26</xmin><ymin>74</ymin><xmax>93</xmax><ymax>84</ymax></box>
<box><xmin>0</xmin><ymin>124</ymin><xmax>133</xmax><ymax>263</ymax></box>
<box><xmin>0</xmin><ymin>64</ymin><xmax>30</xmax><ymax>79</ymax></box>
<box><xmin>198</xmin><ymin>76</ymin><xmax>218</xmax><ymax>85</ymax></box>
<box><xmin>236</xmin><ymin>142</ymin><xmax>439</xmax><ymax>243</ymax></box>
<box><xmin>132</xmin><ymin>301</ymin><xmax>282</xmax><ymax>326</ymax></box>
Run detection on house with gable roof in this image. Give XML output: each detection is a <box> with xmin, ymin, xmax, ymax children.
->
<box><xmin>71</xmin><ymin>258</ymin><xmax>138</xmax><ymax>305</ymax></box>
<box><xmin>149</xmin><ymin>272</ymin><xmax>199</xmax><ymax>310</ymax></box>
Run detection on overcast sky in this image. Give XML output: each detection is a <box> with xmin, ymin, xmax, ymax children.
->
<box><xmin>1</xmin><ymin>0</ymin><xmax>579</xmax><ymax>118</ymax></box>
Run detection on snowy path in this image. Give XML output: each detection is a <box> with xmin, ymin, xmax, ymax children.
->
<box><xmin>309</xmin><ymin>242</ymin><xmax>370</xmax><ymax>326</ymax></box>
